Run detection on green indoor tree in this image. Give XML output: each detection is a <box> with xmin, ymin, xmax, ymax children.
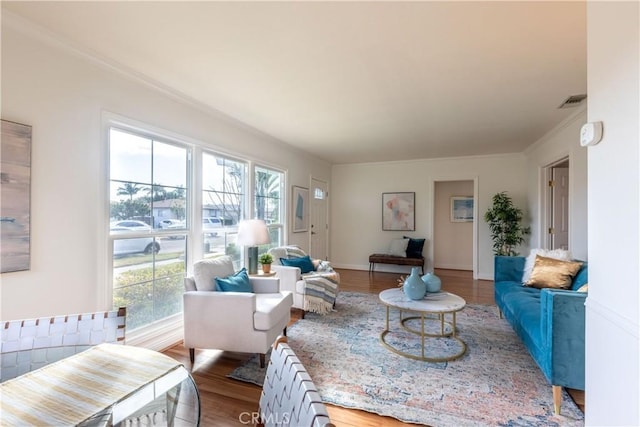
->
<box><xmin>484</xmin><ymin>192</ymin><xmax>531</xmax><ymax>256</ymax></box>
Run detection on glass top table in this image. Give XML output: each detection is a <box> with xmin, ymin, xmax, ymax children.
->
<box><xmin>0</xmin><ymin>343</ymin><xmax>200</xmax><ymax>426</ymax></box>
<box><xmin>379</xmin><ymin>288</ymin><xmax>467</xmax><ymax>362</ymax></box>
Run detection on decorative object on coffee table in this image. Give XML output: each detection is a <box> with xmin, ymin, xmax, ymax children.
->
<box><xmin>421</xmin><ymin>271</ymin><xmax>442</xmax><ymax>293</ymax></box>
<box><xmin>402</xmin><ymin>267</ymin><xmax>426</xmax><ymax>300</ymax></box>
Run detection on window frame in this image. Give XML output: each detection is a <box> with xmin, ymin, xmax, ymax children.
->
<box><xmin>103</xmin><ymin>114</ymin><xmax>290</xmax><ymax>348</ymax></box>
<box><xmin>107</xmin><ymin>125</ymin><xmax>192</xmax><ymax>336</ymax></box>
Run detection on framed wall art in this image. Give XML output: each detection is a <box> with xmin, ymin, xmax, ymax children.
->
<box><xmin>1</xmin><ymin>119</ymin><xmax>32</xmax><ymax>273</ymax></box>
<box><xmin>451</xmin><ymin>196</ymin><xmax>474</xmax><ymax>222</ymax></box>
<box><xmin>292</xmin><ymin>185</ymin><xmax>309</xmax><ymax>233</ymax></box>
<box><xmin>382</xmin><ymin>192</ymin><xmax>415</xmax><ymax>231</ymax></box>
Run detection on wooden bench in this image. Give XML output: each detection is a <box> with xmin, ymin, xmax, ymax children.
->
<box><xmin>368</xmin><ymin>254</ymin><xmax>425</xmax><ymax>274</ymax></box>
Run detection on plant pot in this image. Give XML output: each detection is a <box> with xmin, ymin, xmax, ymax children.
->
<box><xmin>262</xmin><ymin>264</ymin><xmax>271</xmax><ymax>274</ymax></box>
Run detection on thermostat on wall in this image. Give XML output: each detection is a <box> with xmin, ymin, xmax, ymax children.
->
<box><xmin>580</xmin><ymin>121</ymin><xmax>603</xmax><ymax>147</ymax></box>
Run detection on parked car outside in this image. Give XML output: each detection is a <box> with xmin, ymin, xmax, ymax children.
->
<box><xmin>203</xmin><ymin>217</ymin><xmax>223</xmax><ymax>237</ymax></box>
<box><xmin>163</xmin><ymin>219</ymin><xmax>186</xmax><ymax>239</ymax></box>
<box><xmin>158</xmin><ymin>219</ymin><xmax>184</xmax><ymax>229</ymax></box>
<box><xmin>111</xmin><ymin>220</ymin><xmax>151</xmax><ymax>230</ymax></box>
<box><xmin>110</xmin><ymin>220</ymin><xmax>160</xmax><ymax>256</ymax></box>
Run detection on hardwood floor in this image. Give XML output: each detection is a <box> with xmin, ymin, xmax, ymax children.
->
<box><xmin>163</xmin><ymin>268</ymin><xmax>584</xmax><ymax>426</ymax></box>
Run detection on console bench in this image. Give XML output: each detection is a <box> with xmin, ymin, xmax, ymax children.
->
<box><xmin>369</xmin><ymin>253</ymin><xmax>425</xmax><ymax>274</ymax></box>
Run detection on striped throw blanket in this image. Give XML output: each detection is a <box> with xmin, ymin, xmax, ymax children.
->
<box><xmin>302</xmin><ymin>271</ymin><xmax>340</xmax><ymax>315</ymax></box>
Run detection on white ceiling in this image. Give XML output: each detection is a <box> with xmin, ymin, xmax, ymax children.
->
<box><xmin>3</xmin><ymin>1</ymin><xmax>587</xmax><ymax>164</ymax></box>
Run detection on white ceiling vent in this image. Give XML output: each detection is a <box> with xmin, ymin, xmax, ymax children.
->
<box><xmin>558</xmin><ymin>94</ymin><xmax>587</xmax><ymax>109</ymax></box>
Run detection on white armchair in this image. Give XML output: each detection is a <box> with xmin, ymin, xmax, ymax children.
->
<box><xmin>268</xmin><ymin>246</ymin><xmax>339</xmax><ymax>318</ymax></box>
<box><xmin>183</xmin><ymin>256</ymin><xmax>293</xmax><ymax>368</ymax></box>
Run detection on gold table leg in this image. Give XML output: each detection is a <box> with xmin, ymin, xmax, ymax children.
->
<box><xmin>380</xmin><ymin>309</ymin><xmax>467</xmax><ymax>363</ymax></box>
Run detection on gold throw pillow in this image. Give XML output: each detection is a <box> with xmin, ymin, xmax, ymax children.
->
<box><xmin>525</xmin><ymin>255</ymin><xmax>583</xmax><ymax>289</ymax></box>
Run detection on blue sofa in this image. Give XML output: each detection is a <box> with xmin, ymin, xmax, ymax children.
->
<box><xmin>493</xmin><ymin>256</ymin><xmax>587</xmax><ymax>415</ymax></box>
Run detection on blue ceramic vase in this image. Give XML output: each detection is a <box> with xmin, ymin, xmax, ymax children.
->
<box><xmin>403</xmin><ymin>267</ymin><xmax>427</xmax><ymax>300</ymax></box>
<box><xmin>421</xmin><ymin>272</ymin><xmax>442</xmax><ymax>293</ymax></box>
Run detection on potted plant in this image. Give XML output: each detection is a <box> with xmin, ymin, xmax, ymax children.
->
<box><xmin>258</xmin><ymin>253</ymin><xmax>274</xmax><ymax>274</ymax></box>
<box><xmin>484</xmin><ymin>191</ymin><xmax>531</xmax><ymax>256</ymax></box>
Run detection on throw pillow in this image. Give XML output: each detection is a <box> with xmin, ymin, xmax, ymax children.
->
<box><xmin>521</xmin><ymin>248</ymin><xmax>572</xmax><ymax>284</ymax></box>
<box><xmin>525</xmin><ymin>255</ymin><xmax>583</xmax><ymax>290</ymax></box>
<box><xmin>388</xmin><ymin>238</ymin><xmax>409</xmax><ymax>257</ymax></box>
<box><xmin>214</xmin><ymin>268</ymin><xmax>253</xmax><ymax>293</ymax></box>
<box><xmin>315</xmin><ymin>260</ymin><xmax>332</xmax><ymax>272</ymax></box>
<box><xmin>280</xmin><ymin>255</ymin><xmax>315</xmax><ymax>274</ymax></box>
<box><xmin>403</xmin><ymin>236</ymin><xmax>425</xmax><ymax>258</ymax></box>
<box><xmin>577</xmin><ymin>283</ymin><xmax>588</xmax><ymax>292</ymax></box>
<box><xmin>193</xmin><ymin>256</ymin><xmax>236</xmax><ymax>291</ymax></box>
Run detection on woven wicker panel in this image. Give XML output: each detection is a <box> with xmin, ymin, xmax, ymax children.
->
<box><xmin>0</xmin><ymin>307</ymin><xmax>126</xmax><ymax>382</ymax></box>
<box><xmin>259</xmin><ymin>342</ymin><xmax>333</xmax><ymax>427</ymax></box>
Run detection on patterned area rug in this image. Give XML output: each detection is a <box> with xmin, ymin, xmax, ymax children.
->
<box><xmin>228</xmin><ymin>292</ymin><xmax>584</xmax><ymax>426</ymax></box>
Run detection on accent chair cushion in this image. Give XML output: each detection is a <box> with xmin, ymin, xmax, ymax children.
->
<box><xmin>403</xmin><ymin>236</ymin><xmax>426</xmax><ymax>258</ymax></box>
<box><xmin>214</xmin><ymin>268</ymin><xmax>253</xmax><ymax>292</ymax></box>
<box><xmin>254</xmin><ymin>292</ymin><xmax>294</xmax><ymax>331</ymax></box>
<box><xmin>524</xmin><ymin>255</ymin><xmax>583</xmax><ymax>290</ymax></box>
<box><xmin>280</xmin><ymin>255</ymin><xmax>315</xmax><ymax>274</ymax></box>
<box><xmin>388</xmin><ymin>238</ymin><xmax>409</xmax><ymax>257</ymax></box>
<box><xmin>193</xmin><ymin>256</ymin><xmax>236</xmax><ymax>291</ymax></box>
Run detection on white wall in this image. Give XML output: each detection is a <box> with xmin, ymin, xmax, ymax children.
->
<box><xmin>434</xmin><ymin>181</ymin><xmax>473</xmax><ymax>270</ymax></box>
<box><xmin>0</xmin><ymin>17</ymin><xmax>330</xmax><ymax>321</ymax></box>
<box><xmin>585</xmin><ymin>2</ymin><xmax>640</xmax><ymax>425</ymax></box>
<box><xmin>524</xmin><ymin>109</ymin><xmax>588</xmax><ymax>260</ymax></box>
<box><xmin>331</xmin><ymin>154</ymin><xmax>528</xmax><ymax>279</ymax></box>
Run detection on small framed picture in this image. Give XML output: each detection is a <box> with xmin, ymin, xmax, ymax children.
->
<box><xmin>451</xmin><ymin>196</ymin><xmax>474</xmax><ymax>222</ymax></box>
<box><xmin>292</xmin><ymin>186</ymin><xmax>309</xmax><ymax>232</ymax></box>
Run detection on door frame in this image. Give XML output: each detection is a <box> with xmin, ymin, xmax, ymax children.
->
<box><xmin>428</xmin><ymin>176</ymin><xmax>479</xmax><ymax>279</ymax></box>
<box><xmin>541</xmin><ymin>157</ymin><xmax>570</xmax><ymax>250</ymax></box>
<box><xmin>309</xmin><ymin>176</ymin><xmax>329</xmax><ymax>260</ymax></box>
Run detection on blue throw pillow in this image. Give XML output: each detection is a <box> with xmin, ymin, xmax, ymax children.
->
<box><xmin>280</xmin><ymin>255</ymin><xmax>315</xmax><ymax>274</ymax></box>
<box><xmin>214</xmin><ymin>268</ymin><xmax>253</xmax><ymax>292</ymax></box>
<box><xmin>404</xmin><ymin>236</ymin><xmax>425</xmax><ymax>258</ymax></box>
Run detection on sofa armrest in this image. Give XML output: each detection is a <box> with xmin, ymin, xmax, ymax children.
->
<box><xmin>183</xmin><ymin>291</ymin><xmax>257</xmax><ymax>340</ymax></box>
<box><xmin>271</xmin><ymin>265</ymin><xmax>302</xmax><ymax>294</ymax></box>
<box><xmin>184</xmin><ymin>276</ymin><xmax>197</xmax><ymax>292</ymax></box>
<box><xmin>250</xmin><ymin>277</ymin><xmax>280</xmax><ymax>293</ymax></box>
<box><xmin>494</xmin><ymin>256</ymin><xmax>526</xmax><ymax>283</ymax></box>
<box><xmin>540</xmin><ymin>289</ymin><xmax>587</xmax><ymax>389</ymax></box>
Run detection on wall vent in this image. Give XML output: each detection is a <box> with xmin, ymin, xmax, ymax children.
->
<box><xmin>558</xmin><ymin>94</ymin><xmax>587</xmax><ymax>109</ymax></box>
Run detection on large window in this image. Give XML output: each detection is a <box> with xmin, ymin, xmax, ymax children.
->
<box><xmin>254</xmin><ymin>166</ymin><xmax>284</xmax><ymax>250</ymax></box>
<box><xmin>108</xmin><ymin>125</ymin><xmax>289</xmax><ymax>338</ymax></box>
<box><xmin>109</xmin><ymin>128</ymin><xmax>189</xmax><ymax>331</ymax></box>
<box><xmin>202</xmin><ymin>153</ymin><xmax>247</xmax><ymax>267</ymax></box>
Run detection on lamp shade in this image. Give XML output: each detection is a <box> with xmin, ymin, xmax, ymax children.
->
<box><xmin>237</xmin><ymin>219</ymin><xmax>270</xmax><ymax>246</ymax></box>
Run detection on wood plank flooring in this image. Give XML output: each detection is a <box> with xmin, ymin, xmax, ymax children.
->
<box><xmin>163</xmin><ymin>268</ymin><xmax>584</xmax><ymax>426</ymax></box>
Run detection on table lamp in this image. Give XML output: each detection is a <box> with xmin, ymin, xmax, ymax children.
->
<box><xmin>237</xmin><ymin>219</ymin><xmax>270</xmax><ymax>274</ymax></box>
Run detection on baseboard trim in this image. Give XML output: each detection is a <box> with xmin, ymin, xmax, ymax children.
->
<box><xmin>434</xmin><ymin>263</ymin><xmax>473</xmax><ymax>271</ymax></box>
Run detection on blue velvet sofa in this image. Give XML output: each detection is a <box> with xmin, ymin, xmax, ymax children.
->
<box><xmin>493</xmin><ymin>256</ymin><xmax>587</xmax><ymax>415</ymax></box>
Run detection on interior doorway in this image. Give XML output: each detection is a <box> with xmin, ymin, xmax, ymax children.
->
<box><xmin>545</xmin><ymin>158</ymin><xmax>570</xmax><ymax>250</ymax></box>
<box><xmin>433</xmin><ymin>180</ymin><xmax>475</xmax><ymax>272</ymax></box>
<box><xmin>309</xmin><ymin>177</ymin><xmax>329</xmax><ymax>260</ymax></box>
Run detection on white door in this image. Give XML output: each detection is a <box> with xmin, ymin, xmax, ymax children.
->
<box><xmin>310</xmin><ymin>178</ymin><xmax>328</xmax><ymax>260</ymax></box>
<box><xmin>551</xmin><ymin>167</ymin><xmax>569</xmax><ymax>250</ymax></box>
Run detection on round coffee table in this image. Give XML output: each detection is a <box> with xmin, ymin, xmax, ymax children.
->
<box><xmin>379</xmin><ymin>288</ymin><xmax>467</xmax><ymax>362</ymax></box>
